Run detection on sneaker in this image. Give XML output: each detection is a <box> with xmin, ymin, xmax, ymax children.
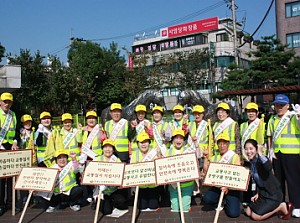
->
<box><xmin>292</xmin><ymin>208</ymin><xmax>300</xmax><ymax>218</ymax></box>
<box><xmin>46</xmin><ymin>206</ymin><xmax>56</xmax><ymax>213</ymax></box>
<box><xmin>86</xmin><ymin>197</ymin><xmax>93</xmax><ymax>203</ymax></box>
<box><xmin>70</xmin><ymin>205</ymin><xmax>81</xmax><ymax>212</ymax></box>
<box><xmin>171</xmin><ymin>209</ymin><xmax>180</xmax><ymax>212</ymax></box>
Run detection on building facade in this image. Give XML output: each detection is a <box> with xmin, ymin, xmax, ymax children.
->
<box><xmin>131</xmin><ymin>17</ymin><xmax>257</xmax><ymax>106</ymax></box>
<box><xmin>276</xmin><ymin>0</ymin><xmax>300</xmax><ymax>56</ymax></box>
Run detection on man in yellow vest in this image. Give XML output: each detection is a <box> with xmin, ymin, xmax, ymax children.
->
<box><xmin>0</xmin><ymin>92</ymin><xmax>19</xmax><ymax>216</ymax></box>
<box><xmin>104</xmin><ymin>103</ymin><xmax>135</xmax><ymax>163</ymax></box>
<box><xmin>267</xmin><ymin>94</ymin><xmax>300</xmax><ymax>217</ymax></box>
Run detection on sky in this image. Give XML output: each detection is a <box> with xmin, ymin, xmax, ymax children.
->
<box><xmin>1</xmin><ymin>0</ymin><xmax>276</xmax><ymax>64</ymax></box>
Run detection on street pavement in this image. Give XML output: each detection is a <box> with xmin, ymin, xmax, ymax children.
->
<box><xmin>1</xmin><ymin>196</ymin><xmax>298</xmax><ymax>223</ymax></box>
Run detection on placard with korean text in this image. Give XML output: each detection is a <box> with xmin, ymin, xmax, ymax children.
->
<box><xmin>122</xmin><ymin>161</ymin><xmax>156</xmax><ymax>188</ymax></box>
<box><xmin>81</xmin><ymin>161</ymin><xmax>125</xmax><ymax>186</ymax></box>
<box><xmin>15</xmin><ymin>167</ymin><xmax>58</xmax><ymax>192</ymax></box>
<box><xmin>0</xmin><ymin>150</ymin><xmax>32</xmax><ymax>178</ymax></box>
<box><xmin>155</xmin><ymin>153</ymin><xmax>200</xmax><ymax>185</ymax></box>
<box><xmin>203</xmin><ymin>162</ymin><xmax>250</xmax><ymax>191</ymax></box>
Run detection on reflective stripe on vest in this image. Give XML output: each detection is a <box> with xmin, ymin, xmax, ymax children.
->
<box><xmin>270</xmin><ymin>116</ymin><xmax>300</xmax><ymax>154</ymax></box>
<box><xmin>188</xmin><ymin>121</ymin><xmax>208</xmax><ymax>149</ymax></box>
<box><xmin>83</xmin><ymin>131</ymin><xmax>103</xmax><ymax>156</ymax></box>
<box><xmin>105</xmin><ymin>120</ymin><xmax>129</xmax><ymax>152</ymax></box>
<box><xmin>0</xmin><ymin>111</ymin><xmax>16</xmax><ymax>144</ymax></box>
<box><xmin>213</xmin><ymin>121</ymin><xmax>236</xmax><ymax>152</ymax></box>
<box><xmin>54</xmin><ymin>170</ymin><xmax>77</xmax><ymax>193</ymax></box>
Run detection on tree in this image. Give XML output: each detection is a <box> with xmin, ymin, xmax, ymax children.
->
<box><xmin>220</xmin><ymin>36</ymin><xmax>300</xmax><ymax>92</ymax></box>
<box><xmin>0</xmin><ymin>43</ymin><xmax>5</xmax><ymax>62</ymax></box>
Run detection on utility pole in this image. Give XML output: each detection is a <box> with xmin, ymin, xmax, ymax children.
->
<box><xmin>231</xmin><ymin>0</ymin><xmax>239</xmax><ymax>66</ymax></box>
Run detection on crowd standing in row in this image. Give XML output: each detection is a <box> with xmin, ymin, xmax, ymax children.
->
<box><xmin>0</xmin><ymin>92</ymin><xmax>299</xmax><ymax>221</ymax></box>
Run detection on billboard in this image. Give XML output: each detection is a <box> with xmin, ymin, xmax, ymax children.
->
<box><xmin>160</xmin><ymin>17</ymin><xmax>218</xmax><ymax>39</ymax></box>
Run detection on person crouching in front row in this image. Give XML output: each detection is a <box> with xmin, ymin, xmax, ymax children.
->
<box><xmin>46</xmin><ymin>150</ymin><xmax>83</xmax><ymax>213</ymax></box>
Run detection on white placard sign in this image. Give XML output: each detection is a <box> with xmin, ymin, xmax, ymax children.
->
<box><xmin>122</xmin><ymin>161</ymin><xmax>156</xmax><ymax>188</ymax></box>
<box><xmin>81</xmin><ymin>161</ymin><xmax>125</xmax><ymax>186</ymax></box>
<box><xmin>203</xmin><ymin>162</ymin><xmax>250</xmax><ymax>191</ymax></box>
<box><xmin>155</xmin><ymin>153</ymin><xmax>200</xmax><ymax>185</ymax></box>
<box><xmin>0</xmin><ymin>150</ymin><xmax>32</xmax><ymax>178</ymax></box>
<box><xmin>15</xmin><ymin>167</ymin><xmax>59</xmax><ymax>192</ymax></box>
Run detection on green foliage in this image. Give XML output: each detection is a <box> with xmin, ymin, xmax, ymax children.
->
<box><xmin>0</xmin><ymin>43</ymin><xmax>5</xmax><ymax>62</ymax></box>
<box><xmin>220</xmin><ymin>35</ymin><xmax>300</xmax><ymax>91</ymax></box>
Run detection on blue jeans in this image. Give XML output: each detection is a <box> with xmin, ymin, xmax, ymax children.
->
<box><xmin>203</xmin><ymin>187</ymin><xmax>241</xmax><ymax>218</ymax></box>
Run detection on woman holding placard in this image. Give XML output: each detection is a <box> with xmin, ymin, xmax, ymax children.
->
<box><xmin>130</xmin><ymin>132</ymin><xmax>159</xmax><ymax>211</ymax></box>
<box><xmin>91</xmin><ymin>139</ymin><xmax>128</xmax><ymax>216</ymax></box>
<box><xmin>167</xmin><ymin>129</ymin><xmax>194</xmax><ymax>213</ymax></box>
<box><xmin>244</xmin><ymin>139</ymin><xmax>293</xmax><ymax>220</ymax></box>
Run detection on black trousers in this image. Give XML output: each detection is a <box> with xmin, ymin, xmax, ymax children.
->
<box><xmin>49</xmin><ymin>185</ymin><xmax>83</xmax><ymax>207</ymax></box>
<box><xmin>273</xmin><ymin>152</ymin><xmax>300</xmax><ymax>208</ymax></box>
<box><xmin>100</xmin><ymin>189</ymin><xmax>128</xmax><ymax>215</ymax></box>
<box><xmin>138</xmin><ymin>187</ymin><xmax>159</xmax><ymax>210</ymax></box>
<box><xmin>0</xmin><ymin>143</ymin><xmax>13</xmax><ymax>208</ymax></box>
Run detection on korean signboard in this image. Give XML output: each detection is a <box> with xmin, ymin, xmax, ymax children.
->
<box><xmin>123</xmin><ymin>161</ymin><xmax>156</xmax><ymax>187</ymax></box>
<box><xmin>203</xmin><ymin>162</ymin><xmax>250</xmax><ymax>191</ymax></box>
<box><xmin>81</xmin><ymin>161</ymin><xmax>125</xmax><ymax>186</ymax></box>
<box><xmin>0</xmin><ymin>150</ymin><xmax>32</xmax><ymax>178</ymax></box>
<box><xmin>155</xmin><ymin>153</ymin><xmax>200</xmax><ymax>185</ymax></box>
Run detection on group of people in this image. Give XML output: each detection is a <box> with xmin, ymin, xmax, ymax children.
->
<box><xmin>0</xmin><ymin>91</ymin><xmax>300</xmax><ymax>221</ymax></box>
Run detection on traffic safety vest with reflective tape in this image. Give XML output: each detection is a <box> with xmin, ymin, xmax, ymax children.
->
<box><xmin>82</xmin><ymin>130</ymin><xmax>103</xmax><ymax>156</ymax></box>
<box><xmin>59</xmin><ymin>128</ymin><xmax>82</xmax><ymax>159</ymax></box>
<box><xmin>105</xmin><ymin>120</ymin><xmax>129</xmax><ymax>152</ymax></box>
<box><xmin>167</xmin><ymin>146</ymin><xmax>194</xmax><ymax>188</ymax></box>
<box><xmin>54</xmin><ymin>169</ymin><xmax>77</xmax><ymax>193</ymax></box>
<box><xmin>36</xmin><ymin>133</ymin><xmax>48</xmax><ymax>162</ymax></box>
<box><xmin>0</xmin><ymin>110</ymin><xmax>17</xmax><ymax>144</ymax></box>
<box><xmin>213</xmin><ymin>121</ymin><xmax>237</xmax><ymax>151</ymax></box>
<box><xmin>212</xmin><ymin>153</ymin><xmax>239</xmax><ymax>164</ymax></box>
<box><xmin>268</xmin><ymin>115</ymin><xmax>300</xmax><ymax>154</ymax></box>
<box><xmin>188</xmin><ymin>121</ymin><xmax>209</xmax><ymax>150</ymax></box>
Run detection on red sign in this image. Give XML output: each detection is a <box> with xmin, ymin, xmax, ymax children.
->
<box><xmin>164</xmin><ymin>17</ymin><xmax>218</xmax><ymax>38</ymax></box>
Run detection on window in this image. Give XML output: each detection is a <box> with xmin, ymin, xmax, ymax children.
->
<box><xmin>216</xmin><ymin>33</ymin><xmax>229</xmax><ymax>42</ymax></box>
<box><xmin>286</xmin><ymin>1</ymin><xmax>300</xmax><ymax>17</ymax></box>
<box><xmin>287</xmin><ymin>32</ymin><xmax>300</xmax><ymax>48</ymax></box>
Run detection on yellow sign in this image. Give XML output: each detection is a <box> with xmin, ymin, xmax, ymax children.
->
<box><xmin>203</xmin><ymin>162</ymin><xmax>250</xmax><ymax>191</ymax></box>
<box><xmin>123</xmin><ymin>161</ymin><xmax>156</xmax><ymax>188</ymax></box>
<box><xmin>81</xmin><ymin>161</ymin><xmax>125</xmax><ymax>186</ymax></box>
<box><xmin>0</xmin><ymin>150</ymin><xmax>32</xmax><ymax>178</ymax></box>
<box><xmin>15</xmin><ymin>167</ymin><xmax>58</xmax><ymax>192</ymax></box>
<box><xmin>155</xmin><ymin>153</ymin><xmax>200</xmax><ymax>185</ymax></box>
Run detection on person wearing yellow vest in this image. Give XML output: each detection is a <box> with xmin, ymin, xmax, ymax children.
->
<box><xmin>267</xmin><ymin>94</ymin><xmax>300</xmax><ymax>218</ymax></box>
<box><xmin>203</xmin><ymin>133</ymin><xmax>241</xmax><ymax>218</ymax></box>
<box><xmin>151</xmin><ymin>105</ymin><xmax>172</xmax><ymax>149</ymax></box>
<box><xmin>91</xmin><ymin>139</ymin><xmax>128</xmax><ymax>216</ymax></box>
<box><xmin>104</xmin><ymin>103</ymin><xmax>136</xmax><ymax>163</ymax></box>
<box><xmin>130</xmin><ymin>132</ymin><xmax>159</xmax><ymax>211</ymax></box>
<box><xmin>130</xmin><ymin>104</ymin><xmax>153</xmax><ymax>153</ymax></box>
<box><xmin>188</xmin><ymin>105</ymin><xmax>209</xmax><ymax>196</ymax></box>
<box><xmin>46</xmin><ymin>149</ymin><xmax>83</xmax><ymax>213</ymax></box>
<box><xmin>81</xmin><ymin>110</ymin><xmax>106</xmax><ymax>203</ymax></box>
<box><xmin>0</xmin><ymin>92</ymin><xmax>19</xmax><ymax>216</ymax></box>
<box><xmin>167</xmin><ymin>129</ymin><xmax>194</xmax><ymax>212</ymax></box>
<box><xmin>34</xmin><ymin>111</ymin><xmax>52</xmax><ymax>167</ymax></box>
<box><xmin>213</xmin><ymin>102</ymin><xmax>241</xmax><ymax>156</ymax></box>
<box><xmin>168</xmin><ymin>105</ymin><xmax>189</xmax><ymax>135</ymax></box>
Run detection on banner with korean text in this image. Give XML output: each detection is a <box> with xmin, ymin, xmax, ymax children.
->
<box><xmin>81</xmin><ymin>161</ymin><xmax>125</xmax><ymax>186</ymax></box>
<box><xmin>122</xmin><ymin>161</ymin><xmax>156</xmax><ymax>188</ymax></box>
<box><xmin>0</xmin><ymin>150</ymin><xmax>32</xmax><ymax>178</ymax></box>
<box><xmin>203</xmin><ymin>162</ymin><xmax>250</xmax><ymax>191</ymax></box>
<box><xmin>155</xmin><ymin>153</ymin><xmax>200</xmax><ymax>185</ymax></box>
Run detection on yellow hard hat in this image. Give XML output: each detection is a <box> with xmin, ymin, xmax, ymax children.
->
<box><xmin>245</xmin><ymin>102</ymin><xmax>258</xmax><ymax>111</ymax></box>
<box><xmin>110</xmin><ymin>103</ymin><xmax>122</xmax><ymax>111</ymax></box>
<box><xmin>152</xmin><ymin>106</ymin><xmax>163</xmax><ymax>113</ymax></box>
<box><xmin>86</xmin><ymin>111</ymin><xmax>97</xmax><ymax>118</ymax></box>
<box><xmin>173</xmin><ymin>105</ymin><xmax>184</xmax><ymax>112</ymax></box>
<box><xmin>62</xmin><ymin>113</ymin><xmax>73</xmax><ymax>122</ymax></box>
<box><xmin>102</xmin><ymin>139</ymin><xmax>115</xmax><ymax>147</ymax></box>
<box><xmin>40</xmin><ymin>111</ymin><xmax>51</xmax><ymax>119</ymax></box>
<box><xmin>217</xmin><ymin>102</ymin><xmax>230</xmax><ymax>111</ymax></box>
<box><xmin>172</xmin><ymin>129</ymin><xmax>185</xmax><ymax>138</ymax></box>
<box><xmin>54</xmin><ymin>149</ymin><xmax>69</xmax><ymax>158</ymax></box>
<box><xmin>0</xmin><ymin>92</ymin><xmax>13</xmax><ymax>101</ymax></box>
<box><xmin>136</xmin><ymin>132</ymin><xmax>150</xmax><ymax>142</ymax></box>
<box><xmin>135</xmin><ymin>104</ymin><xmax>146</xmax><ymax>112</ymax></box>
<box><xmin>216</xmin><ymin>133</ymin><xmax>230</xmax><ymax>142</ymax></box>
<box><xmin>21</xmin><ymin>114</ymin><xmax>33</xmax><ymax>123</ymax></box>
<box><xmin>192</xmin><ymin>105</ymin><xmax>205</xmax><ymax>113</ymax></box>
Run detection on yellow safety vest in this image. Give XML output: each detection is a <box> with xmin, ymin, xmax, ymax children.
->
<box><xmin>82</xmin><ymin>130</ymin><xmax>103</xmax><ymax>156</ymax></box>
<box><xmin>188</xmin><ymin>121</ymin><xmax>209</xmax><ymax>150</ymax></box>
<box><xmin>213</xmin><ymin>121</ymin><xmax>237</xmax><ymax>152</ymax></box>
<box><xmin>54</xmin><ymin>168</ymin><xmax>77</xmax><ymax>193</ymax></box>
<box><xmin>59</xmin><ymin>128</ymin><xmax>82</xmax><ymax>160</ymax></box>
<box><xmin>0</xmin><ymin>110</ymin><xmax>17</xmax><ymax>144</ymax></box>
<box><xmin>105</xmin><ymin>120</ymin><xmax>129</xmax><ymax>152</ymax></box>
